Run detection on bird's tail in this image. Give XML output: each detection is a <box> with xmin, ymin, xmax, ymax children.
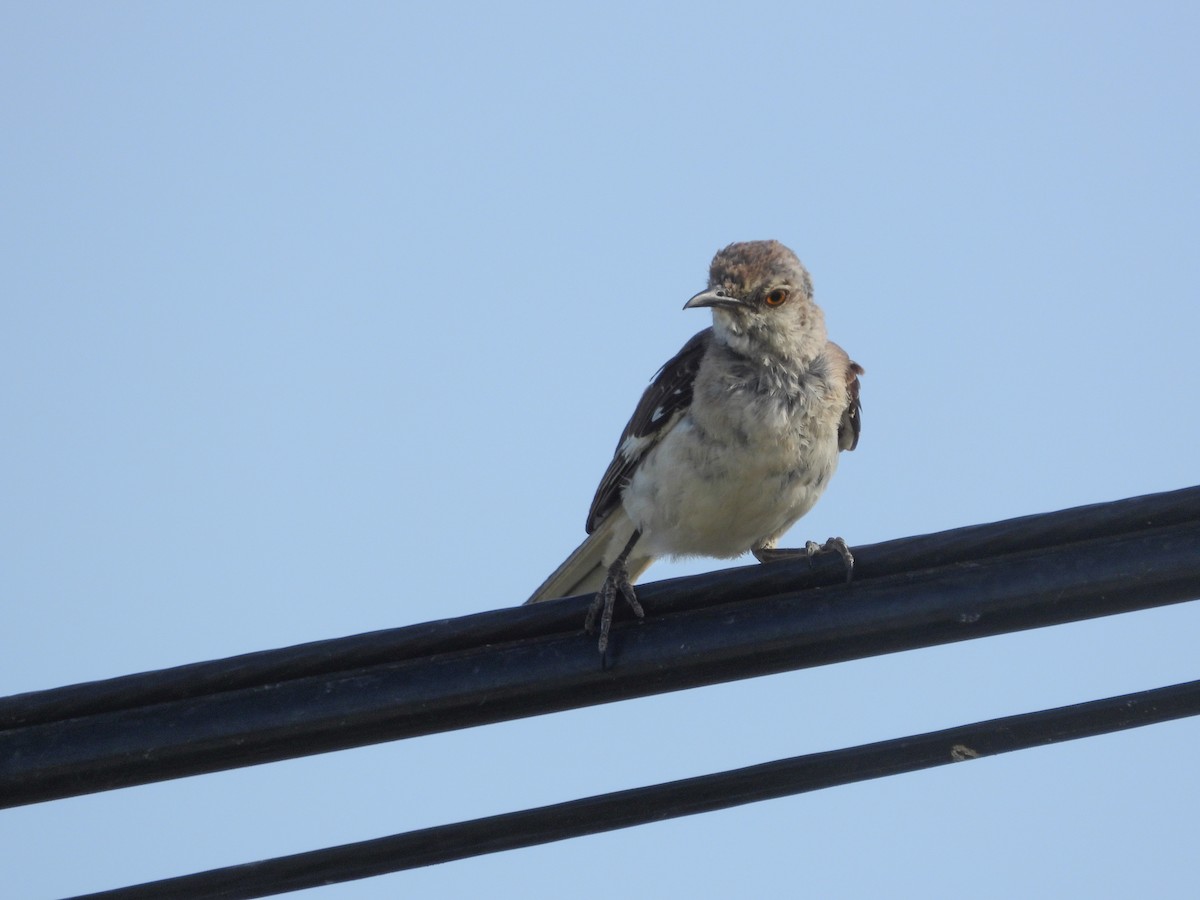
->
<box><xmin>525</xmin><ymin>509</ymin><xmax>654</xmax><ymax>604</ymax></box>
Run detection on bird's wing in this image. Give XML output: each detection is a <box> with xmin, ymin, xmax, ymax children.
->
<box><xmin>585</xmin><ymin>328</ymin><xmax>712</xmax><ymax>533</ymax></box>
<box><xmin>831</xmin><ymin>344</ymin><xmax>864</xmax><ymax>452</ymax></box>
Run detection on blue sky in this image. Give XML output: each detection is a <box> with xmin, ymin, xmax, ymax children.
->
<box><xmin>3</xmin><ymin>2</ymin><xmax>1199</xmax><ymax>897</ymax></box>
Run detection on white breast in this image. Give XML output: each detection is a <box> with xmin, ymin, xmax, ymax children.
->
<box><xmin>621</xmin><ymin>360</ymin><xmax>843</xmax><ymax>560</ymax></box>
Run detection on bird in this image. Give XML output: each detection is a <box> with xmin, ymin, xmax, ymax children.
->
<box><xmin>526</xmin><ymin>240</ymin><xmax>863</xmax><ymax>652</ymax></box>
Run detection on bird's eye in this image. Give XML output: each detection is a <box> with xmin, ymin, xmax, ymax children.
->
<box><xmin>765</xmin><ymin>288</ymin><xmax>789</xmax><ymax>307</ymax></box>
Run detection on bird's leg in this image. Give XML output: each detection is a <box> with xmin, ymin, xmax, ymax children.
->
<box><xmin>752</xmin><ymin>537</ymin><xmax>855</xmax><ymax>582</ymax></box>
<box><xmin>585</xmin><ymin>529</ymin><xmax>644</xmax><ymax>653</ymax></box>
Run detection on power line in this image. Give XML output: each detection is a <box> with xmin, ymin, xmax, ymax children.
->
<box><xmin>71</xmin><ymin>678</ymin><xmax>1200</xmax><ymax>900</ymax></box>
<box><xmin>7</xmin><ymin>484</ymin><xmax>1198</xmax><ymax>732</ymax></box>
<box><xmin>2</xmin><ymin>487</ymin><xmax>1200</xmax><ymax>810</ymax></box>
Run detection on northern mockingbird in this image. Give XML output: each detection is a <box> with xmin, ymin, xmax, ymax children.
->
<box><xmin>527</xmin><ymin>240</ymin><xmax>863</xmax><ymax>651</ymax></box>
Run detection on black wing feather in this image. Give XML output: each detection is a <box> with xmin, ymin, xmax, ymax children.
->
<box><xmin>838</xmin><ymin>360</ymin><xmax>864</xmax><ymax>451</ymax></box>
<box><xmin>585</xmin><ymin>328</ymin><xmax>711</xmax><ymax>533</ymax></box>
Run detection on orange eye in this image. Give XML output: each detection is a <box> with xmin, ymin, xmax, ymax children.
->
<box><xmin>765</xmin><ymin>288</ymin><xmax>789</xmax><ymax>307</ymax></box>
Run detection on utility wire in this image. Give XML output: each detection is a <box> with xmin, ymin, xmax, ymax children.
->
<box><xmin>3</xmin><ymin>487</ymin><xmax>1200</xmax><ymax>809</ymax></box>
<box><xmin>6</xmin><ymin>485</ymin><xmax>1199</xmax><ymax>732</ymax></box>
<box><xmin>70</xmin><ymin>678</ymin><xmax>1200</xmax><ymax>900</ymax></box>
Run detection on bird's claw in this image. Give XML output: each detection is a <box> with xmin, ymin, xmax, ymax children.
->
<box><xmin>755</xmin><ymin>537</ymin><xmax>855</xmax><ymax>582</ymax></box>
<box><xmin>586</xmin><ymin>563</ymin><xmax>644</xmax><ymax>653</ymax></box>
<box><xmin>806</xmin><ymin>536</ymin><xmax>854</xmax><ymax>582</ymax></box>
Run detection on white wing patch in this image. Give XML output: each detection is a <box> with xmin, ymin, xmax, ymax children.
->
<box><xmin>619</xmin><ymin>433</ymin><xmax>654</xmax><ymax>460</ymax></box>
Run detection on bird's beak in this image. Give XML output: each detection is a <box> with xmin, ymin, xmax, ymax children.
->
<box><xmin>683</xmin><ymin>288</ymin><xmax>749</xmax><ymax>311</ymax></box>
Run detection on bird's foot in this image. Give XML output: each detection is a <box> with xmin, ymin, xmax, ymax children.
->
<box><xmin>585</xmin><ymin>560</ymin><xmax>645</xmax><ymax>653</ymax></box>
<box><xmin>753</xmin><ymin>537</ymin><xmax>855</xmax><ymax>582</ymax></box>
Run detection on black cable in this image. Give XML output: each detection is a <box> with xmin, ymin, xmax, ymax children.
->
<box><xmin>6</xmin><ymin>484</ymin><xmax>1199</xmax><ymax>732</ymax></box>
<box><xmin>4</xmin><ymin>512</ymin><xmax>1200</xmax><ymax>809</ymax></box>
<box><xmin>69</xmin><ymin>678</ymin><xmax>1200</xmax><ymax>900</ymax></box>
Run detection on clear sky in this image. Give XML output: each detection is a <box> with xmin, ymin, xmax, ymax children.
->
<box><xmin>3</xmin><ymin>2</ymin><xmax>1199</xmax><ymax>897</ymax></box>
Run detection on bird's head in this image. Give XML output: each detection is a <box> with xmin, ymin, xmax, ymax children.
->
<box><xmin>684</xmin><ymin>240</ymin><xmax>825</xmax><ymax>361</ymax></box>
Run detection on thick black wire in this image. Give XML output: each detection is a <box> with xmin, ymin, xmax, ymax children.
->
<box><xmin>6</xmin><ymin>484</ymin><xmax>1200</xmax><ymax>732</ymax></box>
<box><xmin>4</xmin><ymin>513</ymin><xmax>1200</xmax><ymax>808</ymax></box>
<box><xmin>70</xmin><ymin>678</ymin><xmax>1200</xmax><ymax>900</ymax></box>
